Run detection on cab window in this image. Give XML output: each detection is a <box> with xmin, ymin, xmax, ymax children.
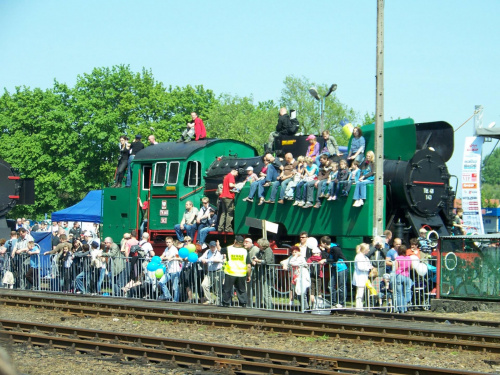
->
<box><xmin>153</xmin><ymin>162</ymin><xmax>167</xmax><ymax>186</ymax></box>
<box><xmin>142</xmin><ymin>165</ymin><xmax>152</xmax><ymax>191</ymax></box>
<box><xmin>184</xmin><ymin>161</ymin><xmax>201</xmax><ymax>187</ymax></box>
<box><xmin>167</xmin><ymin>161</ymin><xmax>180</xmax><ymax>185</ymax></box>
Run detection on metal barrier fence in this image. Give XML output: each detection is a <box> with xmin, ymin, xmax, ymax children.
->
<box><xmin>1</xmin><ymin>251</ymin><xmax>435</xmax><ymax>312</ymax></box>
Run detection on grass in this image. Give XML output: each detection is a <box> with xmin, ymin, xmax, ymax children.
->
<box><xmin>298</xmin><ymin>334</ymin><xmax>330</xmax><ymax>342</ymax></box>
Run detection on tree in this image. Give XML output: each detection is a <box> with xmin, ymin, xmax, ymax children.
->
<box><xmin>362</xmin><ymin>112</ymin><xmax>376</xmax><ymax>126</ymax></box>
<box><xmin>207</xmin><ymin>94</ymin><xmax>277</xmax><ymax>154</ymax></box>
<box><xmin>482</xmin><ymin>147</ymin><xmax>500</xmax><ymax>186</ymax></box>
<box><xmin>0</xmin><ymin>85</ymin><xmax>77</xmax><ymax>218</ymax></box>
<box><xmin>481</xmin><ymin>184</ymin><xmax>500</xmax><ymax>208</ymax></box>
<box><xmin>279</xmin><ymin>76</ymin><xmax>358</xmax><ymax>146</ymax></box>
<box><xmin>480</xmin><ymin>146</ymin><xmax>500</xmax><ymax>207</ymax></box>
<box><xmin>0</xmin><ymin>65</ymin><xmax>219</xmax><ymax>219</ymax></box>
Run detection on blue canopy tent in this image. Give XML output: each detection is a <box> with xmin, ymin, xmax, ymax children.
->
<box><xmin>51</xmin><ymin>190</ymin><xmax>103</xmax><ymax>223</ymax></box>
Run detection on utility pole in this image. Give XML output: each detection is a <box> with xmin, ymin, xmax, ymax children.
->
<box><xmin>374</xmin><ymin>0</ymin><xmax>385</xmax><ymax>236</ymax></box>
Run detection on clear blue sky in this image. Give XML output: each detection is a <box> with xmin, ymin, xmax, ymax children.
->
<box><xmin>1</xmin><ymin>0</ymin><xmax>499</xmax><ymax>196</ymax></box>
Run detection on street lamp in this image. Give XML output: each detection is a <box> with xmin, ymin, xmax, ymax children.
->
<box><xmin>309</xmin><ymin>84</ymin><xmax>337</xmax><ymax>133</ymax></box>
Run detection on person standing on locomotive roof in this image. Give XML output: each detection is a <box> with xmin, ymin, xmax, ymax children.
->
<box><xmin>126</xmin><ymin>134</ymin><xmax>145</xmax><ymax>187</ymax></box>
<box><xmin>112</xmin><ymin>135</ymin><xmax>130</xmax><ymax>188</ymax></box>
<box><xmin>218</xmin><ymin>169</ymin><xmax>238</xmax><ymax>233</ymax></box>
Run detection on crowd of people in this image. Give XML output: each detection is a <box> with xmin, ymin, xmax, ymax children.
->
<box><xmin>0</xmin><ymin>110</ymin><xmax>438</xmax><ymax>312</ymax></box>
<box><xmin>240</xmin><ymin>125</ymin><xmax>372</xmax><ymax>209</ymax></box>
<box><xmin>0</xmin><ymin>219</ymin><xmax>435</xmax><ymax>313</ymax></box>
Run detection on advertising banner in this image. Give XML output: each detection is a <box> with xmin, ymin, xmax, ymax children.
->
<box><xmin>461</xmin><ymin>136</ymin><xmax>484</xmax><ymax>234</ymax></box>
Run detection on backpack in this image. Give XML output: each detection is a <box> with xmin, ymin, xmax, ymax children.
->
<box><xmin>288</xmin><ymin>118</ymin><xmax>299</xmax><ymax>135</ymax></box>
<box><xmin>130</xmin><ymin>244</ymin><xmax>142</xmax><ymax>256</ymax></box>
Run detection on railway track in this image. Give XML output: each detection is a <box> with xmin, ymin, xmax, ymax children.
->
<box><xmin>1</xmin><ymin>292</ymin><xmax>500</xmax><ymax>355</ymax></box>
<box><xmin>0</xmin><ymin>318</ymin><xmax>488</xmax><ymax>375</ymax></box>
<box><xmin>330</xmin><ymin>308</ymin><xmax>500</xmax><ymax>328</ymax></box>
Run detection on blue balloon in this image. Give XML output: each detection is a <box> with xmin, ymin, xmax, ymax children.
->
<box><xmin>161</xmin><ymin>264</ymin><xmax>167</xmax><ymax>274</ymax></box>
<box><xmin>151</xmin><ymin>256</ymin><xmax>161</xmax><ymax>264</ymax></box>
<box><xmin>187</xmin><ymin>252</ymin><xmax>198</xmax><ymax>263</ymax></box>
<box><xmin>178</xmin><ymin>248</ymin><xmax>189</xmax><ymax>259</ymax></box>
<box><xmin>147</xmin><ymin>261</ymin><xmax>160</xmax><ymax>272</ymax></box>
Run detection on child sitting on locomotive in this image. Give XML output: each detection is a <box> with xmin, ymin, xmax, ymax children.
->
<box><xmin>352</xmin><ymin>150</ymin><xmax>375</xmax><ymax>207</ymax></box>
<box><xmin>328</xmin><ymin>159</ymin><xmax>349</xmax><ymax>200</ymax></box>
<box><xmin>325</xmin><ymin>162</ymin><xmax>339</xmax><ymax>200</ymax></box>
<box><xmin>232</xmin><ymin>166</ymin><xmax>258</xmax><ymax>193</ymax></box>
<box><xmin>293</xmin><ymin>157</ymin><xmax>318</xmax><ymax>207</ymax></box>
<box><xmin>344</xmin><ymin>160</ymin><xmax>361</xmax><ymax>197</ymax></box>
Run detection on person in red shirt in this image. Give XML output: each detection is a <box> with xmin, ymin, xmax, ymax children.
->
<box><xmin>218</xmin><ymin>169</ymin><xmax>238</xmax><ymax>232</ymax></box>
<box><xmin>191</xmin><ymin>112</ymin><xmax>206</xmax><ymax>141</ymax></box>
<box><xmin>177</xmin><ymin>112</ymin><xmax>207</xmax><ymax>143</ymax></box>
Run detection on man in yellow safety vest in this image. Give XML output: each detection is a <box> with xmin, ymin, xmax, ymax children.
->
<box><xmin>218</xmin><ymin>235</ymin><xmax>251</xmax><ymax>307</ymax></box>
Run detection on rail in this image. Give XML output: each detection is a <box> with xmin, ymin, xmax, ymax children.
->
<box><xmin>1</xmin><ymin>292</ymin><xmax>499</xmax><ymax>354</ymax></box>
<box><xmin>0</xmin><ymin>318</ymin><xmax>489</xmax><ymax>375</ymax></box>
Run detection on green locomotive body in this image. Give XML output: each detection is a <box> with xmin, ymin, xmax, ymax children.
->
<box><xmin>102</xmin><ymin>118</ymin><xmax>455</xmax><ymax>259</ymax></box>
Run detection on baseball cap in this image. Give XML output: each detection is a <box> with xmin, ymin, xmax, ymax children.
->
<box><xmin>135</xmin><ymin>134</ymin><xmax>142</xmax><ymax>139</ymax></box>
<box><xmin>209</xmin><ymin>241</ymin><xmax>217</xmax><ymax>247</ymax></box>
<box><xmin>91</xmin><ymin>241</ymin><xmax>99</xmax><ymax>249</ymax></box>
<box><xmin>306</xmin><ymin>134</ymin><xmax>316</xmax><ymax>141</ymax></box>
<box><xmin>246</xmin><ymin>166</ymin><xmax>253</xmax><ymax>171</ymax></box>
<box><xmin>312</xmin><ymin>247</ymin><xmax>321</xmax><ymax>254</ymax></box>
<box><xmin>235</xmin><ymin>235</ymin><xmax>244</xmax><ymax>243</ymax></box>
<box><xmin>383</xmin><ymin>273</ymin><xmax>391</xmax><ymax>280</ymax></box>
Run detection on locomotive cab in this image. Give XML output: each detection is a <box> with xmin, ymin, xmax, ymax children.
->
<box><xmin>101</xmin><ymin>139</ymin><xmax>258</xmax><ymax>247</ymax></box>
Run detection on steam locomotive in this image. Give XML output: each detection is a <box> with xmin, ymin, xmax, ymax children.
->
<box><xmin>101</xmin><ymin>118</ymin><xmax>456</xmax><ymax>257</ymax></box>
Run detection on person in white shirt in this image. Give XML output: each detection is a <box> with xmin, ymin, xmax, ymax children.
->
<box><xmin>199</xmin><ymin>241</ymin><xmax>224</xmax><ymax>304</ymax></box>
<box><xmin>174</xmin><ymin>201</ymin><xmax>199</xmax><ymax>242</ymax></box>
<box><xmin>158</xmin><ymin>237</ymin><xmax>181</xmax><ymax>302</ymax></box>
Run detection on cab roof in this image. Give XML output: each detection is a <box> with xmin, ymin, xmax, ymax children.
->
<box><xmin>134</xmin><ymin>139</ymin><xmax>257</xmax><ymax>161</ymax></box>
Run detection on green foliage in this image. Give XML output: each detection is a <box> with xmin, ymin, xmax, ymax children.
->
<box><xmin>482</xmin><ymin>147</ymin><xmax>500</xmax><ymax>186</ymax></box>
<box><xmin>362</xmin><ymin>112</ymin><xmax>376</xmax><ymax>126</ymax></box>
<box><xmin>481</xmin><ymin>147</ymin><xmax>500</xmax><ymax>207</ymax></box>
<box><xmin>0</xmin><ymin>65</ymin><xmax>217</xmax><ymax>219</ymax></box>
<box><xmin>279</xmin><ymin>75</ymin><xmax>358</xmax><ymax>146</ymax></box>
<box><xmin>0</xmin><ymin>68</ymin><xmax>366</xmax><ymax>219</ymax></box>
<box><xmin>207</xmin><ymin>94</ymin><xmax>277</xmax><ymax>154</ymax></box>
<box><xmin>481</xmin><ymin>184</ymin><xmax>500</xmax><ymax>208</ymax></box>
